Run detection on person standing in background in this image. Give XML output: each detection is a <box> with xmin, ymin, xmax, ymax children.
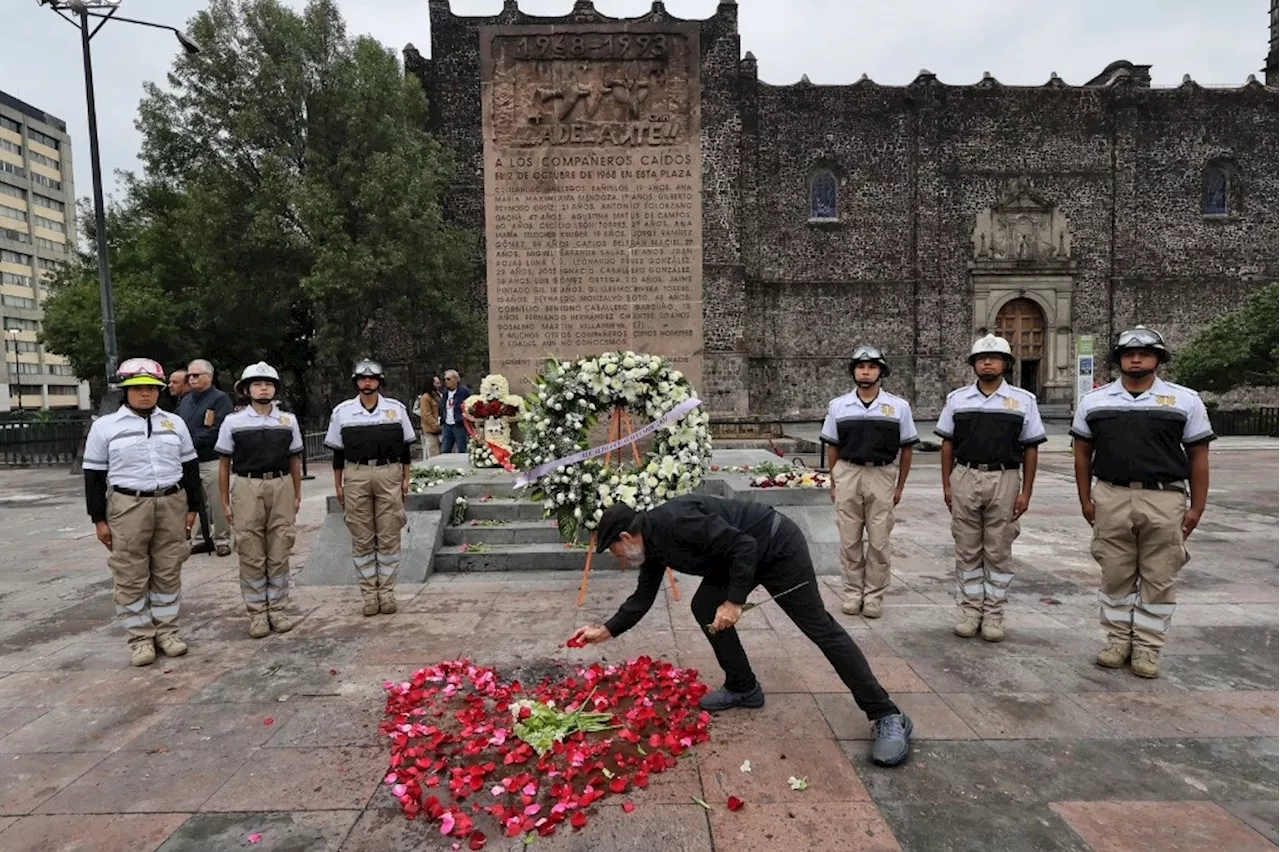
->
<box><xmin>439</xmin><ymin>369</ymin><xmax>471</xmax><ymax>454</ymax></box>
<box><xmin>178</xmin><ymin>359</ymin><xmax>234</xmax><ymax>556</ymax></box>
<box><xmin>418</xmin><ymin>376</ymin><xmax>443</xmax><ymax>459</ymax></box>
<box><xmin>165</xmin><ymin>369</ymin><xmax>188</xmax><ymax>412</ymax></box>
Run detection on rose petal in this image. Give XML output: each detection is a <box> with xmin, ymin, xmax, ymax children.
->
<box><xmin>727</xmin><ymin>796</ymin><xmax>744</xmax><ymax>811</ymax></box>
<box><xmin>248</xmin><ymin>834</ymin><xmax>262</xmax><ymax>844</ymax></box>
<box><xmin>622</xmin><ymin>802</ymin><xmax>635</xmax><ymax>814</ymax></box>
<box><xmin>570</xmin><ymin>811</ymin><xmax>588</xmax><ymax>830</ymax></box>
<box><xmin>469</xmin><ymin>833</ymin><xmax>488</xmax><ymax>851</ymax></box>
<box><xmin>263</xmin><ymin>718</ymin><xmax>274</xmax><ymax>726</ymax></box>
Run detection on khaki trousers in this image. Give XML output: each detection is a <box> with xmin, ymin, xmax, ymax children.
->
<box><xmin>421</xmin><ymin>430</ymin><xmax>441</xmax><ymax>459</ymax></box>
<box><xmin>833</xmin><ymin>461</ymin><xmax>897</xmax><ymax>605</ymax></box>
<box><xmin>950</xmin><ymin>466</ymin><xmax>1021</xmax><ymax>621</ymax></box>
<box><xmin>198</xmin><ymin>460</ymin><xmax>232</xmax><ymax>547</ymax></box>
<box><xmin>106</xmin><ymin>490</ymin><xmax>189</xmax><ymax>642</ymax></box>
<box><xmin>232</xmin><ymin>475</ymin><xmax>297</xmax><ymax>615</ymax></box>
<box><xmin>342</xmin><ymin>464</ymin><xmax>407</xmax><ymax>593</ymax></box>
<box><xmin>1090</xmin><ymin>481</ymin><xmax>1189</xmax><ymax>650</ymax></box>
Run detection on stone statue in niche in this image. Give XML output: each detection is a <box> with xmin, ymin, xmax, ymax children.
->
<box><xmin>972</xmin><ymin>178</ymin><xmax>1073</xmax><ymax>263</ymax></box>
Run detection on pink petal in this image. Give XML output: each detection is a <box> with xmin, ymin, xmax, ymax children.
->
<box><xmin>392</xmin><ymin>784</ymin><xmax>407</xmax><ymax>798</ymax></box>
<box><xmin>248</xmin><ymin>834</ymin><xmax>262</xmax><ymax>844</ymax></box>
<box><xmin>522</xmin><ymin>782</ymin><xmax>537</xmax><ymax>796</ymax></box>
<box><xmin>524</xmin><ymin>804</ymin><xmax>541</xmax><ymax>816</ymax></box>
<box><xmin>440</xmin><ymin>812</ymin><xmax>456</xmax><ymax>835</ymax></box>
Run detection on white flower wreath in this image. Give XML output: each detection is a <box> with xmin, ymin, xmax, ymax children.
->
<box><xmin>513</xmin><ymin>351</ymin><xmax>713</xmax><ymax>541</ymax></box>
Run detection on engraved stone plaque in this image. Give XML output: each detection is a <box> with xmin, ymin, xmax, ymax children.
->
<box><xmin>480</xmin><ymin>23</ymin><xmax>703</xmax><ymax>395</ymax></box>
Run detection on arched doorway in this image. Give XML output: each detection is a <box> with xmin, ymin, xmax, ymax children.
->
<box><xmin>994</xmin><ymin>298</ymin><xmax>1047</xmax><ymax>398</ymax></box>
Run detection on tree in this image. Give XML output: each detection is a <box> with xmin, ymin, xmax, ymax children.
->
<box><xmin>41</xmin><ymin>0</ymin><xmax>480</xmax><ymax>418</ymax></box>
<box><xmin>1174</xmin><ymin>282</ymin><xmax>1278</xmax><ymax>392</ymax></box>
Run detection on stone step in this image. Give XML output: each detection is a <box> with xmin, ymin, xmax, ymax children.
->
<box><xmin>442</xmin><ymin>520</ymin><xmax>565</xmax><ymax>546</ymax></box>
<box><xmin>433</xmin><ymin>543</ymin><xmax>622</xmax><ymax>573</ymax></box>
<box><xmin>461</xmin><ymin>500</ymin><xmax>549</xmax><ymax>521</ymax></box>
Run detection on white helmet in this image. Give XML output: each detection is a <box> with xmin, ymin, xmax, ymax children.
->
<box><xmin>968</xmin><ymin>334</ymin><xmax>1013</xmax><ymax>365</ymax></box>
<box><xmin>236</xmin><ymin>361</ymin><xmax>281</xmax><ymax>394</ymax></box>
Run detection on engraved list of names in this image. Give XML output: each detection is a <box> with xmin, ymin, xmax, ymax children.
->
<box><xmin>480</xmin><ymin>24</ymin><xmax>703</xmax><ymax>394</ymax></box>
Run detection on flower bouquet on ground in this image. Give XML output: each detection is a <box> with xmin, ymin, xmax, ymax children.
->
<box><xmin>410</xmin><ymin>466</ymin><xmax>465</xmax><ymax>493</ymax></box>
<box><xmin>381</xmin><ymin>657</ymin><xmax>711</xmax><ymax>845</ymax></box>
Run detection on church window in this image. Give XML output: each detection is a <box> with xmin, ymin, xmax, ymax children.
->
<box><xmin>1202</xmin><ymin>164</ymin><xmax>1230</xmax><ymax>215</ymax></box>
<box><xmin>809</xmin><ymin>170</ymin><xmax>838</xmax><ymax>220</ymax></box>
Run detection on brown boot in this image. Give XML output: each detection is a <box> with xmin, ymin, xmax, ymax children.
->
<box><xmin>378</xmin><ymin>589</ymin><xmax>397</xmax><ymax>615</ymax></box>
<box><xmin>268</xmin><ymin>611</ymin><xmax>295</xmax><ymax>633</ymax></box>
<box><xmin>155</xmin><ymin>633</ymin><xmax>188</xmax><ymax>658</ymax></box>
<box><xmin>861</xmin><ymin>599</ymin><xmax>882</xmax><ymax>619</ymax></box>
<box><xmin>362</xmin><ymin>590</ymin><xmax>380</xmax><ymax>617</ymax></box>
<box><xmin>248</xmin><ymin>614</ymin><xmax>270</xmax><ymax>639</ymax></box>
<box><xmin>980</xmin><ymin>620</ymin><xmax>1005</xmax><ymax>643</ymax></box>
<box><xmin>130</xmin><ymin>639</ymin><xmax>157</xmax><ymax>667</ymax></box>
<box><xmin>841</xmin><ymin>598</ymin><xmax>863</xmax><ymax>616</ymax></box>
<box><xmin>1096</xmin><ymin>640</ymin><xmax>1131</xmax><ymax>669</ymax></box>
<box><xmin>1130</xmin><ymin>647</ymin><xmax>1161</xmax><ymax>679</ymax></box>
<box><xmin>954</xmin><ymin>615</ymin><xmax>981</xmax><ymax>638</ymax></box>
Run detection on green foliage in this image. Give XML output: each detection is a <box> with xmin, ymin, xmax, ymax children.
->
<box><xmin>40</xmin><ymin>0</ymin><xmax>480</xmax><ymax>414</ymax></box>
<box><xmin>1174</xmin><ymin>283</ymin><xmax>1278</xmax><ymax>392</ymax></box>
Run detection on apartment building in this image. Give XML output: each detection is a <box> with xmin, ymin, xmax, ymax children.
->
<box><xmin>0</xmin><ymin>90</ymin><xmax>88</xmax><ymax>412</ymax></box>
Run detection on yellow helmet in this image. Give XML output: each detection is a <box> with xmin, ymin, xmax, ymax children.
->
<box><xmin>116</xmin><ymin>357</ymin><xmax>166</xmax><ymax>388</ymax></box>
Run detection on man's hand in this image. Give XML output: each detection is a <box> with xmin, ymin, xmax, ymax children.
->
<box><xmin>185</xmin><ymin>512</ymin><xmax>197</xmax><ymax>538</ymax></box>
<box><xmin>710</xmin><ymin>602</ymin><xmax>743</xmax><ymax>633</ymax></box>
<box><xmin>568</xmin><ymin>625</ymin><xmax>612</xmax><ymax>646</ymax></box>
<box><xmin>1182</xmin><ymin>508</ymin><xmax>1202</xmax><ymax>539</ymax></box>
<box><xmin>1080</xmin><ymin>500</ymin><xmax>1096</xmax><ymax>526</ymax></box>
<box><xmin>1013</xmin><ymin>492</ymin><xmax>1030</xmax><ymax>520</ymax></box>
<box><xmin>893</xmin><ymin>487</ymin><xmax>904</xmax><ymax>507</ymax></box>
<box><xmin>402</xmin><ymin>478</ymin><xmax>411</xmax><ymax>497</ymax></box>
<box><xmin>223</xmin><ymin>501</ymin><xmax>234</xmax><ymax>526</ymax></box>
<box><xmin>295</xmin><ymin>493</ymin><xmax>302</xmax><ymax>513</ymax></box>
<box><xmin>95</xmin><ymin>521</ymin><xmax>112</xmax><ymax>551</ymax></box>
<box><xmin>942</xmin><ymin>487</ymin><xmax>952</xmax><ymax>513</ymax></box>
<box><xmin>829</xmin><ymin>484</ymin><xmax>836</xmax><ymax>503</ymax></box>
<box><xmin>335</xmin><ymin>484</ymin><xmax>344</xmax><ymax>508</ymax></box>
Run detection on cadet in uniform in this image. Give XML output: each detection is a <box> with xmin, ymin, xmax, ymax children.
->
<box><xmin>936</xmin><ymin>335</ymin><xmax>1047</xmax><ymax>642</ymax></box>
<box><xmin>821</xmin><ymin>346</ymin><xmax>919</xmax><ymax>618</ymax></box>
<box><xmin>1071</xmin><ymin>326</ymin><xmax>1213</xmax><ymax>678</ymax></box>
<box><xmin>325</xmin><ymin>360</ymin><xmax>417</xmax><ymax>616</ymax></box>
<box><xmin>82</xmin><ymin>358</ymin><xmax>202</xmax><ymax>666</ymax></box>
<box><xmin>216</xmin><ymin>362</ymin><xmax>304</xmax><ymax>638</ymax></box>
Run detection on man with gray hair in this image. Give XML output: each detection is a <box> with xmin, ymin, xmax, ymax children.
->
<box><xmin>178</xmin><ymin>358</ymin><xmax>234</xmax><ymax>556</ymax></box>
<box><xmin>439</xmin><ymin>369</ymin><xmax>471</xmax><ymax>454</ymax></box>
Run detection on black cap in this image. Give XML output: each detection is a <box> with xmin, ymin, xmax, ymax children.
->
<box><xmin>594</xmin><ymin>503</ymin><xmax>638</xmax><ymax>553</ymax></box>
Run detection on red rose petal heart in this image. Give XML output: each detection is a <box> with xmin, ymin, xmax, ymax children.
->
<box><xmin>381</xmin><ymin>658</ymin><xmax>711</xmax><ymax>842</ymax></box>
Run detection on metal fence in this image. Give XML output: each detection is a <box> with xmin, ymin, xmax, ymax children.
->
<box><xmin>1209</xmin><ymin>406</ymin><xmax>1279</xmax><ymax>437</ymax></box>
<box><xmin>0</xmin><ymin>416</ymin><xmax>89</xmax><ymax>466</ymax></box>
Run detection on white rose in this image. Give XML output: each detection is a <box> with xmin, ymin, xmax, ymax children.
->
<box><xmin>670</xmin><ymin>370</ymin><xmax>683</xmax><ymax>382</ymax></box>
<box><xmin>622</xmin><ymin>356</ymin><xmax>636</xmax><ymax>368</ymax></box>
<box><xmin>604</xmin><ymin>363</ymin><xmax>618</xmax><ymax>375</ymax></box>
<box><xmin>594</xmin><ymin>508</ymin><xmax>604</xmax><ymax>520</ymax></box>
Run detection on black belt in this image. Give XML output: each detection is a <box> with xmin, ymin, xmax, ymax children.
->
<box><xmin>237</xmin><ymin>470</ymin><xmax>289</xmax><ymax>480</ymax></box>
<box><xmin>841</xmin><ymin>459</ymin><xmax>892</xmax><ymax>467</ymax></box>
<box><xmin>958</xmin><ymin>461</ymin><xmax>1019</xmax><ymax>472</ymax></box>
<box><xmin>113</xmin><ymin>484</ymin><xmax>181</xmax><ymax>498</ymax></box>
<box><xmin>1101</xmin><ymin>478</ymin><xmax>1186</xmax><ymax>493</ymax></box>
<box><xmin>351</xmin><ymin>458</ymin><xmax>397</xmax><ymax>467</ymax></box>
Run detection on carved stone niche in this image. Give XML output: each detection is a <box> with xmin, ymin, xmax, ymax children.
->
<box><xmin>972</xmin><ymin>177</ymin><xmax>1073</xmax><ymax>267</ymax></box>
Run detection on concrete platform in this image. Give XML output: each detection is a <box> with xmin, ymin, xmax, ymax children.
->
<box><xmin>0</xmin><ymin>446</ymin><xmax>1275</xmax><ymax>851</ymax></box>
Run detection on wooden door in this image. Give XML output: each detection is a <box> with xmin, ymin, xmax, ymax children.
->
<box><xmin>994</xmin><ymin>298</ymin><xmax>1046</xmax><ymax>398</ymax></box>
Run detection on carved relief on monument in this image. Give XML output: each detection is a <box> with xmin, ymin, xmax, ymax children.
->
<box><xmin>480</xmin><ymin>22</ymin><xmax>703</xmax><ymax>395</ymax></box>
<box><xmin>972</xmin><ymin>178</ymin><xmax>1073</xmax><ymax>264</ymax></box>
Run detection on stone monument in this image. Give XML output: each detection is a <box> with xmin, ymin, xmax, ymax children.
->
<box><xmin>479</xmin><ymin>20</ymin><xmax>704</xmax><ymax>395</ymax></box>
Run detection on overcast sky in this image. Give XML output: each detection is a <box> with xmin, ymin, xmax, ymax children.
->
<box><xmin>1</xmin><ymin>0</ymin><xmax>1271</xmax><ymax>202</ymax></box>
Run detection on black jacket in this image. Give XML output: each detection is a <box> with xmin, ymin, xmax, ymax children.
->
<box><xmin>178</xmin><ymin>387</ymin><xmax>233</xmax><ymax>462</ymax></box>
<box><xmin>603</xmin><ymin>495</ymin><xmax>777</xmax><ymax>637</ymax></box>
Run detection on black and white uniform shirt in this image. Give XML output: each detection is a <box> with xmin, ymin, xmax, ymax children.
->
<box><xmin>215</xmin><ymin>407</ymin><xmax>304</xmax><ymax>475</ymax></box>
<box><xmin>1070</xmin><ymin>378</ymin><xmax>1215</xmax><ymax>485</ymax></box>
<box><xmin>936</xmin><ymin>382</ymin><xmax>1047</xmax><ymax>468</ymax></box>
<box><xmin>324</xmin><ymin>395</ymin><xmax>416</xmax><ymax>467</ymax></box>
<box><xmin>820</xmin><ymin>389</ymin><xmax>920</xmax><ymax>465</ymax></box>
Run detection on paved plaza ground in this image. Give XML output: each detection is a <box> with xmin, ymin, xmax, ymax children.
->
<box><xmin>0</xmin><ymin>446</ymin><xmax>1275</xmax><ymax>851</ymax></box>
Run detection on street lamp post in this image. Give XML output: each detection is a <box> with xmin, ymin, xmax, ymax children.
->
<box><xmin>38</xmin><ymin>1</ymin><xmax>199</xmax><ymax>415</ymax></box>
<box><xmin>6</xmin><ymin>329</ymin><xmax>21</xmax><ymax>413</ymax></box>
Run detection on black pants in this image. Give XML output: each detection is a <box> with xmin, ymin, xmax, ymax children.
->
<box><xmin>690</xmin><ymin>514</ymin><xmax>899</xmax><ymax>721</ymax></box>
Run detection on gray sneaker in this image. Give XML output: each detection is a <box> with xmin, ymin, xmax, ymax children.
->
<box><xmin>699</xmin><ymin>683</ymin><xmax>766</xmax><ymax>712</ymax></box>
<box><xmin>869</xmin><ymin>712</ymin><xmax>913</xmax><ymax>767</ymax></box>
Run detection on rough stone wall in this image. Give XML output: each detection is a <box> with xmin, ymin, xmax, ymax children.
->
<box><xmin>414</xmin><ymin>1</ymin><xmax>1279</xmax><ymax>421</ymax></box>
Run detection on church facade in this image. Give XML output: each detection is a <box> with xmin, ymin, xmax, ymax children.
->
<box><xmin>407</xmin><ymin>0</ymin><xmax>1278</xmax><ymax>418</ymax></box>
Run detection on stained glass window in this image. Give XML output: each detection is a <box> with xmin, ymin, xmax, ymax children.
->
<box><xmin>810</xmin><ymin>170</ymin><xmax>837</xmax><ymax>220</ymax></box>
<box><xmin>1203</xmin><ymin>166</ymin><xmax>1229</xmax><ymax>215</ymax></box>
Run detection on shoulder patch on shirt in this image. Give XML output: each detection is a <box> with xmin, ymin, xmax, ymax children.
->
<box><xmin>159</xmin><ymin>419</ymin><xmax>176</xmax><ymax>431</ymax></box>
<box><xmin>385</xmin><ymin>409</ymin><xmax>398</xmax><ymax>421</ymax></box>
<box><xmin>1154</xmin><ymin>394</ymin><xmax>1177</xmax><ymax>407</ymax></box>
<box><xmin>278</xmin><ymin>415</ymin><xmax>293</xmax><ymax>426</ymax></box>
<box><xmin>879</xmin><ymin>403</ymin><xmax>895</xmax><ymax>416</ymax></box>
<box><xmin>1002</xmin><ymin>397</ymin><xmax>1021</xmax><ymax>410</ymax></box>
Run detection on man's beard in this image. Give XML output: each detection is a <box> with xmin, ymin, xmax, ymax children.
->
<box><xmin>855</xmin><ymin>379</ymin><xmax>877</xmax><ymax>388</ymax></box>
<box><xmin>618</xmin><ymin>542</ymin><xmax>645</xmax><ymax>568</ymax></box>
<box><xmin>1122</xmin><ymin>367</ymin><xmax>1154</xmax><ymax>379</ymax></box>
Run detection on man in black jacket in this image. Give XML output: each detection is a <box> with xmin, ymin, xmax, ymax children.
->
<box><xmin>569</xmin><ymin>494</ymin><xmax>913</xmax><ymax>767</ymax></box>
<box><xmin>178</xmin><ymin>358</ymin><xmax>234</xmax><ymax>556</ymax></box>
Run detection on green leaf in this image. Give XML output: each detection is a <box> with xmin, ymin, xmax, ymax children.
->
<box><xmin>691</xmin><ymin>796</ymin><xmax>711</xmax><ymax>810</ymax></box>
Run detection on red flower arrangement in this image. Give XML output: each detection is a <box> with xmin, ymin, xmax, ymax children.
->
<box><xmin>469</xmin><ymin>400</ymin><xmax>521</xmax><ymax>419</ymax></box>
<box><xmin>381</xmin><ymin>657</ymin><xmax>713</xmax><ymax>844</ymax></box>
